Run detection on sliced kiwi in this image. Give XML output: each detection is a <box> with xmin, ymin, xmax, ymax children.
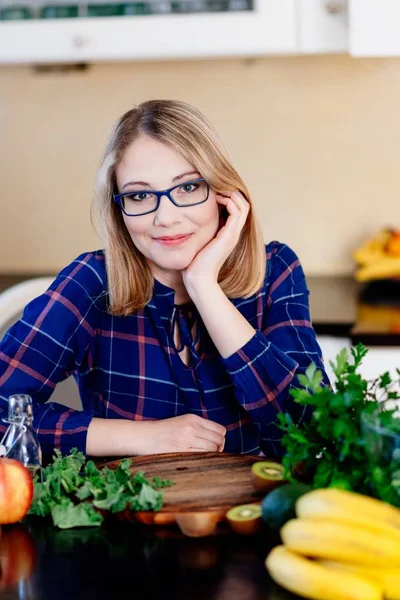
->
<box><xmin>226</xmin><ymin>503</ymin><xmax>262</xmax><ymax>535</ymax></box>
<box><xmin>251</xmin><ymin>461</ymin><xmax>285</xmax><ymax>492</ymax></box>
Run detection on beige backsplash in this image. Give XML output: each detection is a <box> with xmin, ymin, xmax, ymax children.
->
<box><xmin>1</xmin><ymin>54</ymin><xmax>400</xmax><ymax>276</ymax></box>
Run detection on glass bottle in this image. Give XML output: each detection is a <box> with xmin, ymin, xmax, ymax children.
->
<box><xmin>1</xmin><ymin>394</ymin><xmax>42</xmax><ymax>477</ymax></box>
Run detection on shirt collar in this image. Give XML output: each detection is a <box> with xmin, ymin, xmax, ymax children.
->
<box><xmin>152</xmin><ymin>278</ymin><xmax>175</xmax><ymax>311</ymax></box>
<box><xmin>152</xmin><ymin>278</ymin><xmax>195</xmax><ymax>314</ymax></box>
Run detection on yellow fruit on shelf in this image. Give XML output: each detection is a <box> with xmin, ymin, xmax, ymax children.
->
<box><xmin>317</xmin><ymin>560</ymin><xmax>400</xmax><ymax>600</ymax></box>
<box><xmin>355</xmin><ymin>255</ymin><xmax>400</xmax><ymax>282</ymax></box>
<box><xmin>352</xmin><ymin>228</ymin><xmax>400</xmax><ymax>280</ymax></box>
<box><xmin>387</xmin><ymin>231</ymin><xmax>400</xmax><ymax>257</ymax></box>
<box><xmin>353</xmin><ymin>229</ymin><xmax>392</xmax><ymax>265</ymax></box>
<box><xmin>296</xmin><ymin>488</ymin><xmax>400</xmax><ymax>542</ymax></box>
<box><xmin>281</xmin><ymin>518</ymin><xmax>400</xmax><ymax>567</ymax></box>
<box><xmin>265</xmin><ymin>545</ymin><xmax>382</xmax><ymax>600</ymax></box>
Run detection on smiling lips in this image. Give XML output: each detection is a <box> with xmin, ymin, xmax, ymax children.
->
<box><xmin>153</xmin><ymin>234</ymin><xmax>193</xmax><ymax>246</ymax></box>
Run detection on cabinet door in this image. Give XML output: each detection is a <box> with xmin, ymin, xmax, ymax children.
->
<box><xmin>350</xmin><ymin>0</ymin><xmax>400</xmax><ymax>56</ymax></box>
<box><xmin>0</xmin><ymin>0</ymin><xmax>296</xmax><ymax>65</ymax></box>
<box><xmin>298</xmin><ymin>0</ymin><xmax>348</xmax><ymax>54</ymax></box>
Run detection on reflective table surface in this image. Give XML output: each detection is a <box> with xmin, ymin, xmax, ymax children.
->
<box><xmin>0</xmin><ymin>519</ymin><xmax>300</xmax><ymax>600</ymax></box>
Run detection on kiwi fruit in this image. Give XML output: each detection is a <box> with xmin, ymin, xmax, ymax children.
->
<box><xmin>251</xmin><ymin>461</ymin><xmax>285</xmax><ymax>492</ymax></box>
<box><xmin>226</xmin><ymin>503</ymin><xmax>262</xmax><ymax>535</ymax></box>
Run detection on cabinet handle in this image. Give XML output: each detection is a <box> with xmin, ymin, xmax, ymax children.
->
<box><xmin>72</xmin><ymin>34</ymin><xmax>87</xmax><ymax>48</ymax></box>
<box><xmin>325</xmin><ymin>1</ymin><xmax>346</xmax><ymax>14</ymax></box>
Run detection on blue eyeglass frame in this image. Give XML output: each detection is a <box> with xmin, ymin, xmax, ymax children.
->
<box><xmin>113</xmin><ymin>177</ymin><xmax>210</xmax><ymax>217</ymax></box>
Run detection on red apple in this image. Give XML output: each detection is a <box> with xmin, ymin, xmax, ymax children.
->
<box><xmin>0</xmin><ymin>525</ymin><xmax>36</xmax><ymax>590</ymax></box>
<box><xmin>0</xmin><ymin>459</ymin><xmax>33</xmax><ymax>524</ymax></box>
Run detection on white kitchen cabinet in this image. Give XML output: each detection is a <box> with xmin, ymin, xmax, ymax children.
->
<box><xmin>317</xmin><ymin>335</ymin><xmax>400</xmax><ymax>392</ymax></box>
<box><xmin>316</xmin><ymin>335</ymin><xmax>351</xmax><ymax>388</ymax></box>
<box><xmin>0</xmin><ymin>0</ymin><xmax>296</xmax><ymax>65</ymax></box>
<box><xmin>297</xmin><ymin>0</ymin><xmax>349</xmax><ymax>54</ymax></box>
<box><xmin>349</xmin><ymin>0</ymin><xmax>400</xmax><ymax>57</ymax></box>
<box><xmin>357</xmin><ymin>348</ymin><xmax>400</xmax><ymax>391</ymax></box>
<box><xmin>294</xmin><ymin>0</ymin><xmax>400</xmax><ymax>58</ymax></box>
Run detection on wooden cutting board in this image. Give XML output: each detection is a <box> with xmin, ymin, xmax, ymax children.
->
<box><xmin>103</xmin><ymin>452</ymin><xmax>277</xmax><ymax>537</ymax></box>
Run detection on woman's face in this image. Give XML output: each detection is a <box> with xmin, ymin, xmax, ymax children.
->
<box><xmin>115</xmin><ymin>134</ymin><xmax>220</xmax><ymax>276</ymax></box>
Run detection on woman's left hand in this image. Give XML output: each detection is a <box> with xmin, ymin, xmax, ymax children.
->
<box><xmin>182</xmin><ymin>191</ymin><xmax>250</xmax><ymax>288</ymax></box>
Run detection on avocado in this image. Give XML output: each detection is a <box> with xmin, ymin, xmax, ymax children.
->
<box><xmin>261</xmin><ymin>483</ymin><xmax>311</xmax><ymax>530</ymax></box>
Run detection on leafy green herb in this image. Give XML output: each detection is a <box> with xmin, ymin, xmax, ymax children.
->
<box><xmin>279</xmin><ymin>343</ymin><xmax>400</xmax><ymax>504</ymax></box>
<box><xmin>29</xmin><ymin>449</ymin><xmax>174</xmax><ymax>529</ymax></box>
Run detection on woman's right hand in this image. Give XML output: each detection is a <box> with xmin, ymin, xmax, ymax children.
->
<box><xmin>144</xmin><ymin>414</ymin><xmax>226</xmax><ymax>454</ymax></box>
<box><xmin>86</xmin><ymin>415</ymin><xmax>226</xmax><ymax>456</ymax></box>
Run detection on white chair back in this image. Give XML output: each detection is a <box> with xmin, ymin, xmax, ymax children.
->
<box><xmin>0</xmin><ymin>277</ymin><xmax>54</xmax><ymax>336</ymax></box>
<box><xmin>0</xmin><ymin>277</ymin><xmax>82</xmax><ymax>410</ymax></box>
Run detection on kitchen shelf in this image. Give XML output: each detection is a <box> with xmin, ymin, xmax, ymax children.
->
<box><xmin>0</xmin><ymin>0</ymin><xmax>296</xmax><ymax>64</ymax></box>
<box><xmin>0</xmin><ymin>1</ymin><xmax>255</xmax><ymax>20</ymax></box>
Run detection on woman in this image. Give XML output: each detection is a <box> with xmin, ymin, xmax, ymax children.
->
<box><xmin>0</xmin><ymin>100</ymin><xmax>329</xmax><ymax>458</ymax></box>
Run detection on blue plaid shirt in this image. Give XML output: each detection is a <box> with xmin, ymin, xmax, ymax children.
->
<box><xmin>0</xmin><ymin>241</ymin><xmax>329</xmax><ymax>457</ymax></box>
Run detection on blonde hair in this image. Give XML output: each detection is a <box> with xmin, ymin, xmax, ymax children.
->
<box><xmin>91</xmin><ymin>99</ymin><xmax>266</xmax><ymax>316</ymax></box>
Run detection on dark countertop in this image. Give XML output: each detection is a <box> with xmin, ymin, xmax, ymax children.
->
<box><xmin>2</xmin><ymin>519</ymin><xmax>300</xmax><ymax>600</ymax></box>
<box><xmin>1</xmin><ymin>273</ymin><xmax>400</xmax><ymax>346</ymax></box>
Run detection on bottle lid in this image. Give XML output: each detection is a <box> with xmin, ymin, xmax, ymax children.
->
<box><xmin>8</xmin><ymin>394</ymin><xmax>33</xmax><ymax>423</ymax></box>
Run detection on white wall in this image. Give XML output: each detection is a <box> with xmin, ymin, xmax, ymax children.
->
<box><xmin>1</xmin><ymin>54</ymin><xmax>400</xmax><ymax>274</ymax></box>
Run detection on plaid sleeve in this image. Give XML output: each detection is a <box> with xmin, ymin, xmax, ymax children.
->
<box><xmin>221</xmin><ymin>242</ymin><xmax>330</xmax><ymax>456</ymax></box>
<box><xmin>0</xmin><ymin>252</ymin><xmax>105</xmax><ymax>456</ymax></box>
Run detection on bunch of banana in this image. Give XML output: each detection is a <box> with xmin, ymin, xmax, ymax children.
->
<box><xmin>353</xmin><ymin>228</ymin><xmax>400</xmax><ymax>282</ymax></box>
<box><xmin>265</xmin><ymin>488</ymin><xmax>400</xmax><ymax>600</ymax></box>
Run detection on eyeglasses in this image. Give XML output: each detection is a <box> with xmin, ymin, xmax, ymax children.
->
<box><xmin>113</xmin><ymin>178</ymin><xmax>210</xmax><ymax>217</ymax></box>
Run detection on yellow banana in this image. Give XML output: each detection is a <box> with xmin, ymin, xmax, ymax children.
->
<box><xmin>353</xmin><ymin>229</ymin><xmax>392</xmax><ymax>265</ymax></box>
<box><xmin>317</xmin><ymin>560</ymin><xmax>400</xmax><ymax>600</ymax></box>
<box><xmin>265</xmin><ymin>545</ymin><xmax>382</xmax><ymax>600</ymax></box>
<box><xmin>355</xmin><ymin>255</ymin><xmax>400</xmax><ymax>281</ymax></box>
<box><xmin>281</xmin><ymin>518</ymin><xmax>400</xmax><ymax>567</ymax></box>
<box><xmin>296</xmin><ymin>488</ymin><xmax>400</xmax><ymax>542</ymax></box>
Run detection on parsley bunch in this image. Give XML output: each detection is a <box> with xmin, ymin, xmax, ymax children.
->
<box><xmin>29</xmin><ymin>449</ymin><xmax>174</xmax><ymax>529</ymax></box>
<box><xmin>278</xmin><ymin>343</ymin><xmax>400</xmax><ymax>503</ymax></box>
